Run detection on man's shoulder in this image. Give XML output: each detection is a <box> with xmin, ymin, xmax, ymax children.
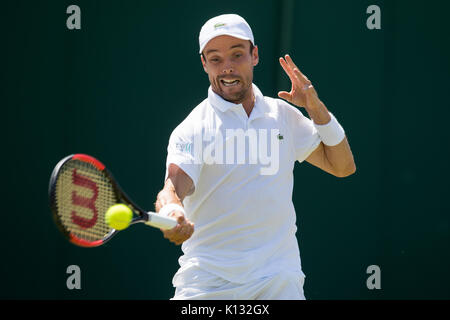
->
<box><xmin>262</xmin><ymin>96</ymin><xmax>303</xmax><ymax>117</ymax></box>
<box><xmin>261</xmin><ymin>96</ymin><xmax>313</xmax><ymax>133</ymax></box>
<box><xmin>185</xmin><ymin>97</ymin><xmax>210</xmax><ymax>120</ymax></box>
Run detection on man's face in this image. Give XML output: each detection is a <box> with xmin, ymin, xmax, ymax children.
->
<box><xmin>201</xmin><ymin>35</ymin><xmax>259</xmax><ymax>104</ymax></box>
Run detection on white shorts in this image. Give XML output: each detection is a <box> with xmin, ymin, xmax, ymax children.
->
<box><xmin>171</xmin><ymin>264</ymin><xmax>306</xmax><ymax>300</ymax></box>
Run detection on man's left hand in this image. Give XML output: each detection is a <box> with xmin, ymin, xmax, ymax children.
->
<box><xmin>278</xmin><ymin>54</ymin><xmax>331</xmax><ymax>124</ymax></box>
<box><xmin>278</xmin><ymin>54</ymin><xmax>323</xmax><ymax>111</ymax></box>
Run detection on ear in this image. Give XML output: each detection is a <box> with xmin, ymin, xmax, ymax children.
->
<box><xmin>201</xmin><ymin>55</ymin><xmax>208</xmax><ymax>74</ymax></box>
<box><xmin>252</xmin><ymin>45</ymin><xmax>259</xmax><ymax>67</ymax></box>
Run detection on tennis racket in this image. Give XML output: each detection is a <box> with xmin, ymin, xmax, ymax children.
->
<box><xmin>48</xmin><ymin>154</ymin><xmax>177</xmax><ymax>247</ymax></box>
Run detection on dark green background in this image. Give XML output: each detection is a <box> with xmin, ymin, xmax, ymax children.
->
<box><xmin>1</xmin><ymin>0</ymin><xmax>449</xmax><ymax>299</ymax></box>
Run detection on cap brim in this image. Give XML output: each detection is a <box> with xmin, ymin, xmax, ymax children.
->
<box><xmin>199</xmin><ymin>32</ymin><xmax>253</xmax><ymax>54</ymax></box>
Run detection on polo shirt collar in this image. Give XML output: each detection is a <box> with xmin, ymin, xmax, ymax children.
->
<box><xmin>208</xmin><ymin>83</ymin><xmax>265</xmax><ymax>116</ymax></box>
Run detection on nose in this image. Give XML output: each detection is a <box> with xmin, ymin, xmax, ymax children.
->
<box><xmin>222</xmin><ymin>67</ymin><xmax>234</xmax><ymax>74</ymax></box>
<box><xmin>222</xmin><ymin>60</ymin><xmax>234</xmax><ymax>74</ymax></box>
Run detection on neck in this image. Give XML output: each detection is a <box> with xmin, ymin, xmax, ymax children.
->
<box><xmin>213</xmin><ymin>85</ymin><xmax>256</xmax><ymax>117</ymax></box>
<box><xmin>240</xmin><ymin>86</ymin><xmax>255</xmax><ymax>117</ymax></box>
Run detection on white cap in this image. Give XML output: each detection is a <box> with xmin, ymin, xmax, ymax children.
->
<box><xmin>198</xmin><ymin>14</ymin><xmax>254</xmax><ymax>54</ymax></box>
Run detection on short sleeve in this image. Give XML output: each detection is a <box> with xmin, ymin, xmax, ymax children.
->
<box><xmin>165</xmin><ymin>123</ymin><xmax>204</xmax><ymax>189</ymax></box>
<box><xmin>280</xmin><ymin>100</ymin><xmax>321</xmax><ymax>163</ymax></box>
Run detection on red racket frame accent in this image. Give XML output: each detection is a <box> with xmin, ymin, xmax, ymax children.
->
<box><xmin>72</xmin><ymin>154</ymin><xmax>105</xmax><ymax>171</ymax></box>
<box><xmin>70</xmin><ymin>234</ymin><xmax>104</xmax><ymax>247</ymax></box>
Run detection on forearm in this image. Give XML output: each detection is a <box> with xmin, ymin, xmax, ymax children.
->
<box><xmin>307</xmin><ymin>102</ymin><xmax>356</xmax><ymax>177</ymax></box>
<box><xmin>323</xmin><ymin>137</ymin><xmax>356</xmax><ymax>177</ymax></box>
<box><xmin>155</xmin><ymin>165</ymin><xmax>195</xmax><ymax>245</ymax></box>
<box><xmin>155</xmin><ymin>179</ymin><xmax>183</xmax><ymax>212</ymax></box>
<box><xmin>155</xmin><ymin>164</ymin><xmax>194</xmax><ymax>212</ymax></box>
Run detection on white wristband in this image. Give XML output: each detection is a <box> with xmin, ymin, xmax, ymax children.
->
<box><xmin>159</xmin><ymin>203</ymin><xmax>185</xmax><ymax>217</ymax></box>
<box><xmin>313</xmin><ymin>112</ymin><xmax>346</xmax><ymax>146</ymax></box>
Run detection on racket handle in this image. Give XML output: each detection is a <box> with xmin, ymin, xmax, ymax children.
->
<box><xmin>145</xmin><ymin>212</ymin><xmax>178</xmax><ymax>230</ymax></box>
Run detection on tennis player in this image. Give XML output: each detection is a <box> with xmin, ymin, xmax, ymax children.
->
<box><xmin>155</xmin><ymin>14</ymin><xmax>356</xmax><ymax>300</ymax></box>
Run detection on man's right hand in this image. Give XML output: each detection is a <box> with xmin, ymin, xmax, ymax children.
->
<box><xmin>161</xmin><ymin>210</ymin><xmax>194</xmax><ymax>245</ymax></box>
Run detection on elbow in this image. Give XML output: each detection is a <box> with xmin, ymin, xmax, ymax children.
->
<box><xmin>334</xmin><ymin>163</ymin><xmax>357</xmax><ymax>178</ymax></box>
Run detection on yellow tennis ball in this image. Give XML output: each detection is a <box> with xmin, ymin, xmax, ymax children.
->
<box><xmin>105</xmin><ymin>204</ymin><xmax>133</xmax><ymax>230</ymax></box>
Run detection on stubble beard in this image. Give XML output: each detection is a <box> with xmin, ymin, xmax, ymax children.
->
<box><xmin>212</xmin><ymin>76</ymin><xmax>253</xmax><ymax>105</ymax></box>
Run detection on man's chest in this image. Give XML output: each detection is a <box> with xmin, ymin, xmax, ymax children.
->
<box><xmin>197</xmin><ymin>111</ymin><xmax>295</xmax><ymax>176</ymax></box>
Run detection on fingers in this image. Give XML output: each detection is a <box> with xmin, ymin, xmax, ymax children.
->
<box><xmin>162</xmin><ymin>223</ymin><xmax>193</xmax><ymax>245</ymax></box>
<box><xmin>161</xmin><ymin>211</ymin><xmax>194</xmax><ymax>245</ymax></box>
<box><xmin>279</xmin><ymin>54</ymin><xmax>319</xmax><ymax>108</ymax></box>
<box><xmin>279</xmin><ymin>57</ymin><xmax>299</xmax><ymax>85</ymax></box>
<box><xmin>280</xmin><ymin>55</ymin><xmax>311</xmax><ymax>86</ymax></box>
<box><xmin>293</xmin><ymin>68</ymin><xmax>311</xmax><ymax>86</ymax></box>
<box><xmin>285</xmin><ymin>55</ymin><xmax>300</xmax><ymax>76</ymax></box>
<box><xmin>277</xmin><ymin>91</ymin><xmax>292</xmax><ymax>102</ymax></box>
<box><xmin>174</xmin><ymin>220</ymin><xmax>194</xmax><ymax>245</ymax></box>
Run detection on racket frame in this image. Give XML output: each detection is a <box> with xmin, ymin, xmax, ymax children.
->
<box><xmin>49</xmin><ymin>154</ymin><xmax>174</xmax><ymax>247</ymax></box>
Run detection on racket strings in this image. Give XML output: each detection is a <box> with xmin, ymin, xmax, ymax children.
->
<box><xmin>55</xmin><ymin>159</ymin><xmax>117</xmax><ymax>242</ymax></box>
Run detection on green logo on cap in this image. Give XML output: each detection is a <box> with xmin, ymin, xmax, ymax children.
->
<box><xmin>214</xmin><ymin>22</ymin><xmax>226</xmax><ymax>29</ymax></box>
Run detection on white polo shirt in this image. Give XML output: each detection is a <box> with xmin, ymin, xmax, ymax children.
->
<box><xmin>165</xmin><ymin>83</ymin><xmax>321</xmax><ymax>285</ymax></box>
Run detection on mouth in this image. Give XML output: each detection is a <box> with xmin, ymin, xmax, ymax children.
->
<box><xmin>220</xmin><ymin>78</ymin><xmax>240</xmax><ymax>87</ymax></box>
